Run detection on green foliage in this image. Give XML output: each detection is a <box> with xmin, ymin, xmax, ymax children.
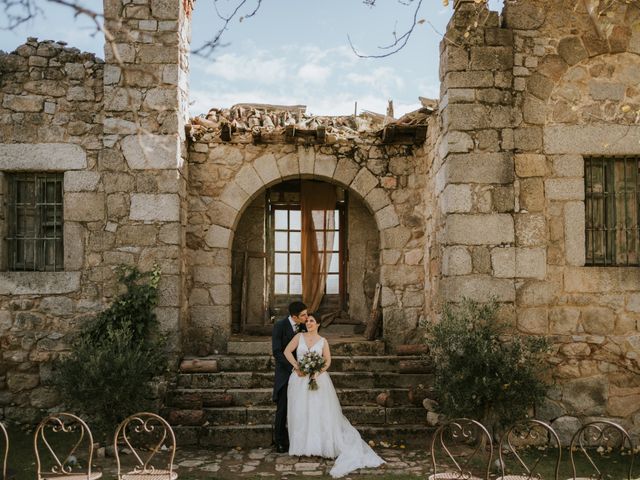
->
<box><xmin>54</xmin><ymin>265</ymin><xmax>166</xmax><ymax>435</ymax></box>
<box><xmin>425</xmin><ymin>299</ymin><xmax>549</xmax><ymax>428</ymax></box>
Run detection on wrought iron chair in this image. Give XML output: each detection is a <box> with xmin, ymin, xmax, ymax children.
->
<box><xmin>34</xmin><ymin>413</ymin><xmax>102</xmax><ymax>480</ymax></box>
<box><xmin>429</xmin><ymin>418</ymin><xmax>493</xmax><ymax>480</ymax></box>
<box><xmin>1</xmin><ymin>420</ymin><xmax>8</xmax><ymax>480</ymax></box>
<box><xmin>567</xmin><ymin>420</ymin><xmax>635</xmax><ymax>480</ymax></box>
<box><xmin>496</xmin><ymin>419</ymin><xmax>561</xmax><ymax>480</ymax></box>
<box><xmin>114</xmin><ymin>412</ymin><xmax>177</xmax><ymax>480</ymax></box>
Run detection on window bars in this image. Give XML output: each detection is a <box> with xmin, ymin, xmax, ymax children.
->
<box><xmin>585</xmin><ymin>157</ymin><xmax>640</xmax><ymax>266</ymax></box>
<box><xmin>7</xmin><ymin>173</ymin><xmax>64</xmax><ymax>271</ymax></box>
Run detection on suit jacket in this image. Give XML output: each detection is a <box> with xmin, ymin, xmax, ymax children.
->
<box><xmin>272</xmin><ymin>316</ymin><xmax>306</xmax><ymax>401</ymax></box>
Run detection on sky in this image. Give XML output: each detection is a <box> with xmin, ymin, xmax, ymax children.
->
<box><xmin>0</xmin><ymin>0</ymin><xmax>504</xmax><ymax>117</ymax></box>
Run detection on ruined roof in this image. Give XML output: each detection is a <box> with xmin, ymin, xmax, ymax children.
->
<box><xmin>187</xmin><ymin>100</ymin><xmax>436</xmax><ymax>145</ymax></box>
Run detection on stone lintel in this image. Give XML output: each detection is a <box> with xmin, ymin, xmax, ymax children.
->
<box><xmin>544</xmin><ymin>125</ymin><xmax>640</xmax><ymax>155</ymax></box>
<box><xmin>0</xmin><ymin>144</ymin><xmax>86</xmax><ymax>170</ymax></box>
<box><xmin>564</xmin><ymin>267</ymin><xmax>640</xmax><ymax>293</ymax></box>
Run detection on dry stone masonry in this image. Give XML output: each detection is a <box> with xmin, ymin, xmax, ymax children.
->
<box><xmin>0</xmin><ymin>0</ymin><xmax>639</xmax><ymax>441</ymax></box>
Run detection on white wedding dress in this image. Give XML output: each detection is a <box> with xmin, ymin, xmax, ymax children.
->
<box><xmin>287</xmin><ymin>335</ymin><xmax>385</xmax><ymax>478</ymax></box>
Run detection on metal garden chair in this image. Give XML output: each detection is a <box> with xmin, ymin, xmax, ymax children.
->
<box><xmin>429</xmin><ymin>418</ymin><xmax>493</xmax><ymax>480</ymax></box>
<box><xmin>1</xmin><ymin>420</ymin><xmax>8</xmax><ymax>480</ymax></box>
<box><xmin>496</xmin><ymin>419</ymin><xmax>561</xmax><ymax>480</ymax></box>
<box><xmin>113</xmin><ymin>412</ymin><xmax>177</xmax><ymax>480</ymax></box>
<box><xmin>34</xmin><ymin>412</ymin><xmax>102</xmax><ymax>480</ymax></box>
<box><xmin>567</xmin><ymin>420</ymin><xmax>635</xmax><ymax>480</ymax></box>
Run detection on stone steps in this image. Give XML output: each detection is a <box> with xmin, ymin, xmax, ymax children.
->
<box><xmin>184</xmin><ymin>354</ymin><xmax>432</xmax><ymax>373</ymax></box>
<box><xmin>168</xmin><ymin>386</ymin><xmax>425</xmax><ymax>408</ymax></box>
<box><xmin>176</xmin><ymin>371</ymin><xmax>434</xmax><ymax>389</ymax></box>
<box><xmin>166</xmin><ymin>337</ymin><xmax>434</xmax><ymax>448</ymax></box>
<box><xmin>169</xmin><ymin>404</ymin><xmax>426</xmax><ymax>426</ymax></box>
<box><xmin>173</xmin><ymin>424</ymin><xmax>433</xmax><ymax>448</ymax></box>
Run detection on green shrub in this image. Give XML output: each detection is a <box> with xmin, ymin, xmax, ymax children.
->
<box><xmin>424</xmin><ymin>299</ymin><xmax>549</xmax><ymax>430</ymax></box>
<box><xmin>53</xmin><ymin>265</ymin><xmax>166</xmax><ymax>435</ymax></box>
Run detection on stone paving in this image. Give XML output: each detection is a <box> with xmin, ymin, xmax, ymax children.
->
<box><xmin>108</xmin><ymin>444</ymin><xmax>430</xmax><ymax>479</ymax></box>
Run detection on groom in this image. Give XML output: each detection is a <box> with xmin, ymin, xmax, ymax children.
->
<box><xmin>271</xmin><ymin>301</ymin><xmax>308</xmax><ymax>453</ymax></box>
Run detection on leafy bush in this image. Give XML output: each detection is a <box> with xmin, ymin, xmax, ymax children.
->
<box><xmin>425</xmin><ymin>299</ymin><xmax>549</xmax><ymax>429</ymax></box>
<box><xmin>54</xmin><ymin>265</ymin><xmax>166</xmax><ymax>435</ymax></box>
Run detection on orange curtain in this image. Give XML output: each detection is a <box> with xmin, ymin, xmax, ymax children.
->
<box><xmin>301</xmin><ymin>181</ymin><xmax>336</xmax><ymax>312</ymax></box>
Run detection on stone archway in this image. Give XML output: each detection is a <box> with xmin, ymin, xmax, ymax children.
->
<box><xmin>185</xmin><ymin>143</ymin><xmax>426</xmax><ymax>355</ymax></box>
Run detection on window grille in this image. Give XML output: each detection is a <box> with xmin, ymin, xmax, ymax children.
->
<box><xmin>7</xmin><ymin>173</ymin><xmax>64</xmax><ymax>271</ymax></box>
<box><xmin>585</xmin><ymin>157</ymin><xmax>640</xmax><ymax>266</ymax></box>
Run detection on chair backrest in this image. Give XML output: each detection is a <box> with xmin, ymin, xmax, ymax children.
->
<box><xmin>498</xmin><ymin>419</ymin><xmax>561</xmax><ymax>480</ymax></box>
<box><xmin>1</xmin><ymin>421</ymin><xmax>8</xmax><ymax>480</ymax></box>
<box><xmin>113</xmin><ymin>412</ymin><xmax>176</xmax><ymax>479</ymax></box>
<box><xmin>569</xmin><ymin>420</ymin><xmax>635</xmax><ymax>480</ymax></box>
<box><xmin>33</xmin><ymin>412</ymin><xmax>96</xmax><ymax>480</ymax></box>
<box><xmin>430</xmin><ymin>417</ymin><xmax>493</xmax><ymax>480</ymax></box>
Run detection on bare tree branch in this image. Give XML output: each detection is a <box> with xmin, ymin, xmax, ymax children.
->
<box><xmin>192</xmin><ymin>0</ymin><xmax>262</xmax><ymax>58</ymax></box>
<box><xmin>0</xmin><ymin>0</ymin><xmax>41</xmax><ymax>30</ymax></box>
<box><xmin>348</xmin><ymin>0</ymin><xmax>423</xmax><ymax>59</ymax></box>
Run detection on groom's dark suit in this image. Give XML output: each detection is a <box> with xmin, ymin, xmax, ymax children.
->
<box><xmin>272</xmin><ymin>316</ymin><xmax>306</xmax><ymax>449</ymax></box>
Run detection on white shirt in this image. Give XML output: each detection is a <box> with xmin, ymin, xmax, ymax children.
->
<box><xmin>288</xmin><ymin>316</ymin><xmax>297</xmax><ymax>333</ymax></box>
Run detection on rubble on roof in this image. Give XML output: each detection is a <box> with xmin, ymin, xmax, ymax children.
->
<box><xmin>187</xmin><ymin>100</ymin><xmax>436</xmax><ymax>144</ymax></box>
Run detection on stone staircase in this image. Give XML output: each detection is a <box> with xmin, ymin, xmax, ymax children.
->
<box><xmin>165</xmin><ymin>335</ymin><xmax>435</xmax><ymax>448</ymax></box>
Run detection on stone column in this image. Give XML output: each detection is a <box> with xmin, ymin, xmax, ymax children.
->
<box><xmin>436</xmin><ymin>1</ymin><xmax>517</xmax><ymax>312</ymax></box>
<box><xmin>101</xmin><ymin>0</ymin><xmax>191</xmax><ymax>352</ymax></box>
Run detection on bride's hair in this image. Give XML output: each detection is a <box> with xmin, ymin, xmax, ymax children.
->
<box><xmin>307</xmin><ymin>313</ymin><xmax>320</xmax><ymax>330</ymax></box>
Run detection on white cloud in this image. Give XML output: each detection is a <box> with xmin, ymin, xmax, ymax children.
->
<box><xmin>199</xmin><ymin>52</ymin><xmax>288</xmax><ymax>84</ymax></box>
<box><xmin>297</xmin><ymin>63</ymin><xmax>331</xmax><ymax>84</ymax></box>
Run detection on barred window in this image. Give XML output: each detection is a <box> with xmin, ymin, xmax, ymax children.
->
<box><xmin>585</xmin><ymin>157</ymin><xmax>639</xmax><ymax>266</ymax></box>
<box><xmin>7</xmin><ymin>173</ymin><xmax>64</xmax><ymax>271</ymax></box>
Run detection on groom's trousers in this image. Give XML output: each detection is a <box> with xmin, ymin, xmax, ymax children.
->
<box><xmin>274</xmin><ymin>385</ymin><xmax>289</xmax><ymax>447</ymax></box>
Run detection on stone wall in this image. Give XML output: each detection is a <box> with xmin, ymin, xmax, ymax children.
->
<box><xmin>185</xmin><ymin>131</ymin><xmax>434</xmax><ymax>354</ymax></box>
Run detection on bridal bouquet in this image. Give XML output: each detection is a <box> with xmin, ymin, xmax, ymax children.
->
<box><xmin>298</xmin><ymin>351</ymin><xmax>325</xmax><ymax>390</ymax></box>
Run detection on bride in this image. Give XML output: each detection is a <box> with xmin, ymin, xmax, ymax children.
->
<box><xmin>283</xmin><ymin>315</ymin><xmax>385</xmax><ymax>478</ymax></box>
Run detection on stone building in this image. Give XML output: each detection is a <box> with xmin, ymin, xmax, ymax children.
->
<box><xmin>0</xmin><ymin>0</ymin><xmax>639</xmax><ymax>442</ymax></box>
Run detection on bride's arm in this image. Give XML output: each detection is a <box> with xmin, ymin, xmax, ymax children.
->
<box><xmin>320</xmin><ymin>339</ymin><xmax>331</xmax><ymax>373</ymax></box>
<box><xmin>284</xmin><ymin>334</ymin><xmax>302</xmax><ymax>372</ymax></box>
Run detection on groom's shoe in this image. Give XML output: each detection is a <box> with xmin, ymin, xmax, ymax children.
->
<box><xmin>275</xmin><ymin>444</ymin><xmax>287</xmax><ymax>453</ymax></box>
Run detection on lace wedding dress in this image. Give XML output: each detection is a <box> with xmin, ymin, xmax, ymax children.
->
<box><xmin>287</xmin><ymin>335</ymin><xmax>385</xmax><ymax>478</ymax></box>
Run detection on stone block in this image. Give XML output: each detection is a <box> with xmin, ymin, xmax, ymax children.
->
<box><xmin>0</xmin><ymin>272</ymin><xmax>80</xmax><ymax>294</ymax></box>
<box><xmin>517</xmin><ymin>280</ymin><xmax>557</xmax><ymax>306</ymax></box>
<box><xmin>441</xmin><ymin>275</ymin><xmax>515</xmax><ymax>302</ymax></box>
<box><xmin>526</xmin><ymin>72</ymin><xmax>554</xmax><ymax>100</ymax></box>
<box><xmin>150</xmin><ymin>0</ymin><xmax>178</xmax><ymax>19</ymax></box>
<box><xmin>517</xmin><ymin>308</ymin><xmax>548</xmax><ymax>334</ymax></box>
<box><xmin>523</xmin><ymin>95</ymin><xmax>547</xmax><ymax>125</ymax></box>
<box><xmin>515</xmin><ymin>214</ymin><xmax>546</xmax><ymax>247</ymax></box>
<box><xmin>440</xmin><ymin>184</ymin><xmax>472</xmax><ymax>213</ymax></box>
<box><xmin>350</xmin><ymin>168</ymin><xmax>377</xmax><ymax>198</ymax></box>
<box><xmin>364</xmin><ymin>188</ymin><xmax>390</xmax><ymax>213</ymax></box>
<box><xmin>333</xmin><ymin>158</ymin><xmax>359</xmax><ymax>186</ymax></box>
<box><xmin>253</xmin><ymin>153</ymin><xmax>281</xmax><ymax>185</ymax></box>
<box><xmin>314</xmin><ymin>153</ymin><xmax>337</xmax><ymax>178</ymax></box>
<box><xmin>545</xmin><ymin>178</ymin><xmax>584</xmax><ymax>201</ymax></box>
<box><xmin>103</xmin><ymin>87</ymin><xmax>142</xmax><ymax>111</ymax></box>
<box><xmin>515</xmin><ymin>154</ymin><xmax>547</xmax><ymax>177</ymax></box>
<box><xmin>564</xmin><ymin>202</ymin><xmax>585</xmax><ymax>266</ymax></box>
<box><xmin>208</xmin><ymin>144</ymin><xmax>243</xmax><ymax>166</ymax></box>
<box><xmin>565</xmin><ymin>266</ymin><xmax>640</xmax><ymax>293</ymax></box>
<box><xmin>444</xmin><ymin>214</ymin><xmax>514</xmax><ymax>245</ymax></box>
<box><xmin>519</xmin><ymin>178</ymin><xmax>545</xmax><ymax>212</ymax></box>
<box><xmin>276</xmin><ymin>152</ymin><xmax>299</xmax><ymax>178</ymax></box>
<box><xmin>580</xmin><ymin>307</ymin><xmax>614</xmax><ymax>335</ymax></box>
<box><xmin>219</xmin><ymin>182</ymin><xmax>249</xmax><ymax>212</ymax></box>
<box><xmin>380</xmin><ymin>265</ymin><xmax>423</xmax><ymax>287</ymax></box>
<box><xmin>493</xmin><ymin>186</ymin><xmax>515</xmax><ymax>213</ymax></box>
<box><xmin>514</xmin><ymin>127</ymin><xmax>543</xmax><ymax>151</ymax></box>
<box><xmin>158</xmin><ymin>275</ymin><xmax>181</xmax><ymax>307</ymax></box>
<box><xmin>516</xmin><ymin>247</ymin><xmax>546</xmax><ymax>279</ymax></box>
<box><xmin>557</xmin><ymin>36</ymin><xmax>588</xmax><ymax>66</ymax></box>
<box><xmin>63</xmin><ymin>222</ymin><xmax>84</xmax><ymax>270</ymax></box>
<box><xmin>144</xmin><ymin>87</ymin><xmax>177</xmax><ymax>110</ymax></box>
<box><xmin>443</xmin><ymin>71</ymin><xmax>494</xmax><ymax>89</ymax></box>
<box><xmin>563</xmin><ymin>377</ymin><xmax>608</xmax><ymax>415</ymax></box>
<box><xmin>64</xmin><ymin>193</ymin><xmax>105</xmax><ymax>221</ymax></box>
<box><xmin>549</xmin><ymin>307</ymin><xmax>580</xmax><ymax>334</ymax></box>
<box><xmin>2</xmin><ymin>94</ymin><xmax>43</xmax><ymax>112</ymax></box>
<box><xmin>130</xmin><ymin>193</ymin><xmax>180</xmax><ymax>221</ymax></box>
<box><xmin>544</xmin><ymin>125</ymin><xmax>640</xmax><ymax>155</ymax></box>
<box><xmin>66</xmin><ymin>86</ymin><xmax>94</xmax><ymax>101</ymax></box>
<box><xmin>193</xmin><ymin>265</ymin><xmax>231</xmax><ymax>285</ymax></box>
<box><xmin>375</xmin><ymin>205</ymin><xmax>399</xmax><ymax>230</ymax></box>
<box><xmin>438</xmin><ymin>153</ymin><xmax>514</xmax><ymax>185</ymax></box>
<box><xmin>298</xmin><ymin>147</ymin><xmax>315</xmax><ymax>175</ymax></box>
<box><xmin>552</xmin><ymin>154</ymin><xmax>583</xmax><ymax>177</ymax></box>
<box><xmin>104</xmin><ymin>118</ymin><xmax>137</xmax><ymax>134</ymax></box>
<box><xmin>234</xmin><ymin>165</ymin><xmax>264</xmax><ymax>197</ymax></box>
<box><xmin>442</xmin><ymin>246</ymin><xmax>472</xmax><ymax>276</ymax></box>
<box><xmin>0</xmin><ymin>143</ymin><xmax>86</xmax><ymax>170</ymax></box>
<box><xmin>205</xmin><ymin>224</ymin><xmax>232</xmax><ymax>249</ymax></box>
<box><xmin>122</xmin><ymin>134</ymin><xmax>180</xmax><ymax>170</ymax></box>
<box><xmin>589</xmin><ymin>80</ymin><xmax>625</xmax><ymax>101</ymax></box>
<box><xmin>491</xmin><ymin>247</ymin><xmax>515</xmax><ymax>278</ymax></box>
<box><xmin>117</xmin><ymin>224</ymin><xmax>158</xmax><ymax>246</ymax></box>
<box><xmin>551</xmin><ymin>416</ymin><xmax>582</xmax><ymax>447</ymax></box>
<box><xmin>381</xmin><ymin>226</ymin><xmax>411</xmax><ymax>249</ymax></box>
<box><xmin>469</xmin><ymin>46</ymin><xmax>513</xmax><ymax>71</ymax></box>
<box><xmin>64</xmin><ymin>171</ymin><xmax>100</xmax><ymax>193</ymax></box>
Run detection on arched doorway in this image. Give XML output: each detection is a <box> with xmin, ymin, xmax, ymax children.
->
<box><xmin>231</xmin><ymin>178</ymin><xmax>380</xmax><ymax>334</ymax></box>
